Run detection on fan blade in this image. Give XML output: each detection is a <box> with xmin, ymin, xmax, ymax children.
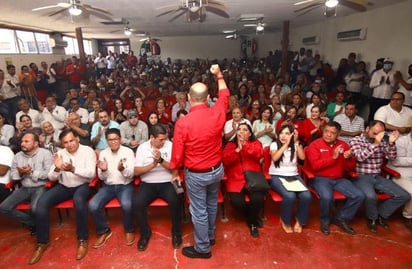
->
<box><xmin>296</xmin><ymin>4</ymin><xmax>320</xmax><ymax>16</ymax></box>
<box><xmin>208</xmin><ymin>0</ymin><xmax>226</xmax><ymax>7</ymax></box>
<box><xmin>157</xmin><ymin>7</ymin><xmax>184</xmax><ymax>17</ymax></box>
<box><xmin>84</xmin><ymin>8</ymin><xmax>113</xmax><ymax>21</ymax></box>
<box><xmin>48</xmin><ymin>7</ymin><xmax>70</xmax><ymax>17</ymax></box>
<box><xmin>205</xmin><ymin>6</ymin><xmax>230</xmax><ymax>18</ymax></box>
<box><xmin>82</xmin><ymin>4</ymin><xmax>113</xmax><ymax>16</ymax></box>
<box><xmin>32</xmin><ymin>3</ymin><xmax>71</xmax><ymax>11</ymax></box>
<box><xmin>294</xmin><ymin>2</ymin><xmax>322</xmax><ymax>13</ymax></box>
<box><xmin>294</xmin><ymin>0</ymin><xmax>316</xmax><ymax>6</ymax></box>
<box><xmin>169</xmin><ymin>10</ymin><xmax>186</xmax><ymax>22</ymax></box>
<box><xmin>340</xmin><ymin>0</ymin><xmax>367</xmax><ymax>12</ymax></box>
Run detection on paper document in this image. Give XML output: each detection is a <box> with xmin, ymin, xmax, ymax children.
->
<box><xmin>279</xmin><ymin>177</ymin><xmax>308</xmax><ymax>192</ymax></box>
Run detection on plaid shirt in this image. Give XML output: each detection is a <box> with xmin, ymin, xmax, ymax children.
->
<box><xmin>350</xmin><ymin>133</ymin><xmax>397</xmax><ymax>175</ymax></box>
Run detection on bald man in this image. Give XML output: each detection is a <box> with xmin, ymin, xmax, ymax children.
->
<box><xmin>170</xmin><ymin>65</ymin><xmax>229</xmax><ymax>259</ymax></box>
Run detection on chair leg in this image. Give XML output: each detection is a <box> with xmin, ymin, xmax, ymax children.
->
<box><xmin>57</xmin><ymin>209</ymin><xmax>63</xmax><ymax>226</ymax></box>
<box><xmin>220</xmin><ymin>201</ymin><xmax>228</xmax><ymax>222</ymax></box>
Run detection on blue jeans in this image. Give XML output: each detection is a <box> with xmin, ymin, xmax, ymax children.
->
<box><xmin>270</xmin><ymin>175</ymin><xmax>311</xmax><ymax>226</ymax></box>
<box><xmin>89</xmin><ymin>183</ymin><xmax>134</xmax><ymax>235</ymax></box>
<box><xmin>134</xmin><ymin>182</ymin><xmax>181</xmax><ymax>238</ymax></box>
<box><xmin>0</xmin><ymin>186</ymin><xmax>46</xmax><ymax>227</ymax></box>
<box><xmin>36</xmin><ymin>183</ymin><xmax>92</xmax><ymax>244</ymax></box>
<box><xmin>184</xmin><ymin>164</ymin><xmax>223</xmax><ymax>253</ymax></box>
<box><xmin>310</xmin><ymin>177</ymin><xmax>364</xmax><ymax>225</ymax></box>
<box><xmin>353</xmin><ymin>175</ymin><xmax>411</xmax><ymax>220</ymax></box>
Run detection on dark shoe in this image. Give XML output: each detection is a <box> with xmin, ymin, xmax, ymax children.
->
<box><xmin>320</xmin><ymin>223</ymin><xmax>330</xmax><ymax>235</ymax></box>
<box><xmin>378</xmin><ymin>216</ymin><xmax>389</xmax><ymax>230</ymax></box>
<box><xmin>93</xmin><ymin>230</ymin><xmax>112</xmax><ymax>249</ymax></box>
<box><xmin>137</xmin><ymin>231</ymin><xmax>152</xmax><ymax>251</ymax></box>
<box><xmin>76</xmin><ymin>240</ymin><xmax>88</xmax><ymax>260</ymax></box>
<box><xmin>334</xmin><ymin>219</ymin><xmax>356</xmax><ymax>235</ymax></box>
<box><xmin>172</xmin><ymin>235</ymin><xmax>182</xmax><ymax>249</ymax></box>
<box><xmin>249</xmin><ymin>224</ymin><xmax>259</xmax><ymax>237</ymax></box>
<box><xmin>367</xmin><ymin>219</ymin><xmax>377</xmax><ymax>233</ymax></box>
<box><xmin>29</xmin><ymin>242</ymin><xmax>50</xmax><ymax>265</ymax></box>
<box><xmin>182</xmin><ymin>246</ymin><xmax>211</xmax><ymax>259</ymax></box>
<box><xmin>210</xmin><ymin>239</ymin><xmax>216</xmax><ymax>246</ymax></box>
<box><xmin>125</xmin><ymin>232</ymin><xmax>135</xmax><ymax>246</ymax></box>
<box><xmin>404</xmin><ymin>217</ymin><xmax>412</xmax><ymax>231</ymax></box>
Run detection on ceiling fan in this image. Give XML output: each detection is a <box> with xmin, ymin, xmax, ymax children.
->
<box><xmin>32</xmin><ymin>0</ymin><xmax>112</xmax><ymax>21</ymax></box>
<box><xmin>244</xmin><ymin>21</ymin><xmax>266</xmax><ymax>33</ymax></box>
<box><xmin>109</xmin><ymin>21</ymin><xmax>140</xmax><ymax>36</ymax></box>
<box><xmin>223</xmin><ymin>30</ymin><xmax>239</xmax><ymax>40</ymax></box>
<box><xmin>139</xmin><ymin>34</ymin><xmax>162</xmax><ymax>43</ymax></box>
<box><xmin>294</xmin><ymin>0</ymin><xmax>372</xmax><ymax>16</ymax></box>
<box><xmin>157</xmin><ymin>0</ymin><xmax>230</xmax><ymax>22</ymax></box>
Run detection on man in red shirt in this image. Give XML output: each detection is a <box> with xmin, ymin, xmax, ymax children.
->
<box><xmin>170</xmin><ymin>64</ymin><xmax>228</xmax><ymax>259</ymax></box>
<box><xmin>305</xmin><ymin>121</ymin><xmax>364</xmax><ymax>236</ymax></box>
<box><xmin>66</xmin><ymin>56</ymin><xmax>85</xmax><ymax>89</ymax></box>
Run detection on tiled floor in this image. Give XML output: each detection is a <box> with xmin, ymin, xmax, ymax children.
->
<box><xmin>0</xmin><ymin>199</ymin><xmax>411</xmax><ymax>269</ymax></box>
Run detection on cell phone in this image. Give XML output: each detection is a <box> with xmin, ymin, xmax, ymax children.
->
<box><xmin>382</xmin><ymin>132</ymin><xmax>390</xmax><ymax>143</ymax></box>
<box><xmin>172</xmin><ymin>180</ymin><xmax>184</xmax><ymax>194</ymax></box>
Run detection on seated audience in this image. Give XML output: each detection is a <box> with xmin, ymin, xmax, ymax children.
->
<box><xmin>16</xmin><ymin>98</ymin><xmax>43</xmax><ymax>129</ymax></box>
<box><xmin>64</xmin><ymin>112</ymin><xmax>90</xmax><ymax>146</ymax></box>
<box><xmin>326</xmin><ymin>92</ymin><xmax>346</xmax><ymax>120</ymax></box>
<box><xmin>269</xmin><ymin>125</ymin><xmax>311</xmax><ymax>233</ymax></box>
<box><xmin>222</xmin><ymin>122</ymin><xmax>265</xmax><ymax>237</ymax></box>
<box><xmin>30</xmin><ymin>129</ymin><xmax>96</xmax><ymax>264</ymax></box>
<box><xmin>350</xmin><ymin>120</ymin><xmax>410</xmax><ymax>232</ymax></box>
<box><xmin>252</xmin><ymin>105</ymin><xmax>277</xmax><ymax>148</ymax></box>
<box><xmin>0</xmin><ymin>112</ymin><xmax>15</xmax><ymax>146</ymax></box>
<box><xmin>333</xmin><ymin>102</ymin><xmax>364</xmax><ymax>144</ymax></box>
<box><xmin>90</xmin><ymin>110</ymin><xmax>120</xmax><ymax>151</ymax></box>
<box><xmin>301</xmin><ymin>105</ymin><xmax>327</xmax><ymax>146</ymax></box>
<box><xmin>134</xmin><ymin>124</ymin><xmax>182</xmax><ymax>250</ymax></box>
<box><xmin>0</xmin><ymin>132</ymin><xmax>52</xmax><ymax>236</ymax></box>
<box><xmin>10</xmin><ymin>115</ymin><xmax>42</xmax><ymax>153</ymax></box>
<box><xmin>38</xmin><ymin>96</ymin><xmax>66</xmax><ymax>130</ymax></box>
<box><xmin>110</xmin><ymin>98</ymin><xmax>128</xmax><ymax>124</ymax></box>
<box><xmin>224</xmin><ymin>107</ymin><xmax>251</xmax><ymax>142</ymax></box>
<box><xmin>119</xmin><ymin>110</ymin><xmax>148</xmax><ymax>152</ymax></box>
<box><xmin>305</xmin><ymin>121</ymin><xmax>364</xmax><ymax>235</ymax></box>
<box><xmin>89</xmin><ymin>128</ymin><xmax>135</xmax><ymax>248</ymax></box>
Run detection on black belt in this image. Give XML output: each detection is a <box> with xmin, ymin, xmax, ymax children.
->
<box><xmin>187</xmin><ymin>163</ymin><xmax>221</xmax><ymax>174</ymax></box>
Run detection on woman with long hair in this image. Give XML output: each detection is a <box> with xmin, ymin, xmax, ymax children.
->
<box><xmin>252</xmin><ymin>105</ymin><xmax>277</xmax><ymax>148</ymax></box>
<box><xmin>222</xmin><ymin>122</ymin><xmax>265</xmax><ymax>237</ymax></box>
<box><xmin>269</xmin><ymin>124</ymin><xmax>310</xmax><ymax>233</ymax></box>
<box><xmin>110</xmin><ymin>98</ymin><xmax>128</xmax><ymax>124</ymax></box>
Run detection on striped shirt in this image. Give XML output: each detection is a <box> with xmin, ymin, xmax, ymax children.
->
<box><xmin>350</xmin><ymin>133</ymin><xmax>397</xmax><ymax>175</ymax></box>
<box><xmin>334</xmin><ymin>114</ymin><xmax>364</xmax><ymax>144</ymax></box>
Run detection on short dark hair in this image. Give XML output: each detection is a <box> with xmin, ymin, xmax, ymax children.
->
<box><xmin>392</xmin><ymin>91</ymin><xmax>405</xmax><ymax>100</ymax></box>
<box><xmin>59</xmin><ymin>128</ymin><xmax>79</xmax><ymax>141</ymax></box>
<box><xmin>106</xmin><ymin>128</ymin><xmax>121</xmax><ymax>138</ymax></box>
<box><xmin>19</xmin><ymin>114</ymin><xmax>31</xmax><ymax>122</ymax></box>
<box><xmin>326</xmin><ymin>121</ymin><xmax>341</xmax><ymax>131</ymax></box>
<box><xmin>150</xmin><ymin>124</ymin><xmax>167</xmax><ymax>137</ymax></box>
<box><xmin>345</xmin><ymin>102</ymin><xmax>357</xmax><ymax>109</ymax></box>
<box><xmin>6</xmin><ymin>64</ymin><xmax>15</xmax><ymax>70</ymax></box>
<box><xmin>22</xmin><ymin>131</ymin><xmax>40</xmax><ymax>143</ymax></box>
<box><xmin>368</xmin><ymin>120</ymin><xmax>385</xmax><ymax>129</ymax></box>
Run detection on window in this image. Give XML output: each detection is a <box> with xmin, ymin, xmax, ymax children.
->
<box><xmin>0</xmin><ymin>28</ymin><xmax>51</xmax><ymax>54</ymax></box>
<box><xmin>63</xmin><ymin>36</ymin><xmax>93</xmax><ymax>55</ymax></box>
<box><xmin>0</xmin><ymin>29</ymin><xmax>19</xmax><ymax>53</ymax></box>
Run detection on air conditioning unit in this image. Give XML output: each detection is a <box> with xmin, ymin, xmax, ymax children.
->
<box><xmin>50</xmin><ymin>39</ymin><xmax>68</xmax><ymax>48</ymax></box>
<box><xmin>337</xmin><ymin>28</ymin><xmax>367</xmax><ymax>41</ymax></box>
<box><xmin>302</xmin><ymin>35</ymin><xmax>319</xmax><ymax>45</ymax></box>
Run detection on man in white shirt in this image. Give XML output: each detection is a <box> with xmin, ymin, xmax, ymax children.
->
<box><xmin>334</xmin><ymin>102</ymin><xmax>365</xmax><ymax>144</ymax></box>
<box><xmin>387</xmin><ymin>129</ymin><xmax>412</xmax><ymax>230</ymax></box>
<box><xmin>171</xmin><ymin>92</ymin><xmax>190</xmax><ymax>122</ymax></box>
<box><xmin>89</xmin><ymin>128</ymin><xmax>135</xmax><ymax>248</ymax></box>
<box><xmin>39</xmin><ymin>96</ymin><xmax>66</xmax><ymax>130</ymax></box>
<box><xmin>134</xmin><ymin>124</ymin><xmax>182</xmax><ymax>251</ymax></box>
<box><xmin>368</xmin><ymin>57</ymin><xmax>396</xmax><ymax>122</ymax></box>
<box><xmin>29</xmin><ymin>129</ymin><xmax>96</xmax><ymax>264</ymax></box>
<box><xmin>16</xmin><ymin>98</ymin><xmax>43</xmax><ymax>129</ymax></box>
<box><xmin>106</xmin><ymin>51</ymin><xmax>116</xmax><ymax>75</ymax></box>
<box><xmin>374</xmin><ymin>92</ymin><xmax>412</xmax><ymax>135</ymax></box>
<box><xmin>66</xmin><ymin>98</ymin><xmax>89</xmax><ymax>125</ymax></box>
<box><xmin>0</xmin><ymin>145</ymin><xmax>14</xmax><ymax>202</ymax></box>
<box><xmin>1</xmin><ymin>65</ymin><xmax>20</xmax><ymax>125</ymax></box>
<box><xmin>394</xmin><ymin>64</ymin><xmax>412</xmax><ymax>108</ymax></box>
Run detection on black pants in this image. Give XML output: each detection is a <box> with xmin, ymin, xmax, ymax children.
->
<box><xmin>134</xmin><ymin>182</ymin><xmax>182</xmax><ymax>237</ymax></box>
<box><xmin>228</xmin><ymin>187</ymin><xmax>265</xmax><ymax>226</ymax></box>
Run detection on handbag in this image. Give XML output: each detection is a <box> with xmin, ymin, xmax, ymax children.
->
<box><xmin>244</xmin><ymin>170</ymin><xmax>271</xmax><ymax>192</ymax></box>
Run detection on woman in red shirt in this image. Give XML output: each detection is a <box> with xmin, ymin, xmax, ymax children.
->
<box><xmin>301</xmin><ymin>105</ymin><xmax>327</xmax><ymax>146</ymax></box>
<box><xmin>222</xmin><ymin>122</ymin><xmax>265</xmax><ymax>237</ymax></box>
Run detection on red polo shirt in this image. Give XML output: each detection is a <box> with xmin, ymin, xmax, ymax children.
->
<box><xmin>170</xmin><ymin>88</ymin><xmax>229</xmax><ymax>170</ymax></box>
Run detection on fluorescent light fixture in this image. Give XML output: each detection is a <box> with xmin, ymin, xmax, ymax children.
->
<box><xmin>294</xmin><ymin>0</ymin><xmax>316</xmax><ymax>5</ymax></box>
<box><xmin>325</xmin><ymin>0</ymin><xmax>339</xmax><ymax>8</ymax></box>
<box><xmin>69</xmin><ymin>6</ymin><xmax>82</xmax><ymax>16</ymax></box>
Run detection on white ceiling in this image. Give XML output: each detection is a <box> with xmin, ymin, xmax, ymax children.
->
<box><xmin>0</xmin><ymin>0</ymin><xmax>407</xmax><ymax>40</ymax></box>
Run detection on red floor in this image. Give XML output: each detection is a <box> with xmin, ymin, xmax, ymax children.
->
<box><xmin>0</xmin><ymin>200</ymin><xmax>411</xmax><ymax>269</ymax></box>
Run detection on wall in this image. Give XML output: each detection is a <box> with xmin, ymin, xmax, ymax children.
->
<box><xmin>288</xmin><ymin>0</ymin><xmax>412</xmax><ymax>74</ymax></box>
<box><xmin>0</xmin><ymin>54</ymin><xmax>66</xmax><ymax>71</ymax></box>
